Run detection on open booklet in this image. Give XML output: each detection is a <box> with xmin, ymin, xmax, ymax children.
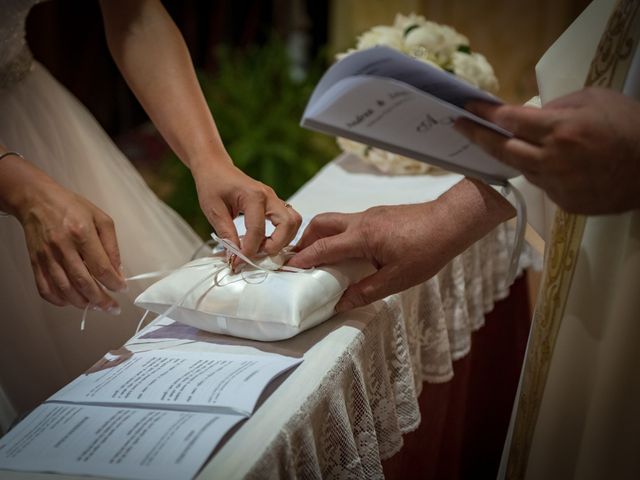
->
<box><xmin>0</xmin><ymin>349</ymin><xmax>301</xmax><ymax>480</ymax></box>
<box><xmin>301</xmin><ymin>46</ymin><xmax>520</xmax><ymax>185</ymax></box>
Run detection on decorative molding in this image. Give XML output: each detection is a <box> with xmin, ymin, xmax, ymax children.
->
<box><xmin>506</xmin><ymin>211</ymin><xmax>586</xmax><ymax>479</ymax></box>
<box><xmin>586</xmin><ymin>0</ymin><xmax>640</xmax><ymax>87</ymax></box>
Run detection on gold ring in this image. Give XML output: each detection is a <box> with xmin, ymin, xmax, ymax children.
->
<box><xmin>284</xmin><ymin>203</ymin><xmax>292</xmax><ymax>208</ymax></box>
<box><xmin>227</xmin><ymin>253</ymin><xmax>237</xmax><ymax>268</ymax></box>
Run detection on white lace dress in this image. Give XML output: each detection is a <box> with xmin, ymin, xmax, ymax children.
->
<box><xmin>0</xmin><ymin>0</ymin><xmax>202</xmax><ymax>429</ymax></box>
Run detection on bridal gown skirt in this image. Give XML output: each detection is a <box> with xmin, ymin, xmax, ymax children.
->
<box><xmin>0</xmin><ymin>63</ymin><xmax>203</xmax><ymax>427</ymax></box>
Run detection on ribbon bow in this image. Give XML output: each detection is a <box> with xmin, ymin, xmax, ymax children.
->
<box><xmin>80</xmin><ymin>235</ymin><xmax>308</xmax><ymax>333</ymax></box>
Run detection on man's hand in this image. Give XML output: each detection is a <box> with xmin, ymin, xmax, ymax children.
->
<box><xmin>288</xmin><ymin>179</ymin><xmax>514</xmax><ymax>311</ymax></box>
<box><xmin>455</xmin><ymin>87</ymin><xmax>640</xmax><ymax>214</ymax></box>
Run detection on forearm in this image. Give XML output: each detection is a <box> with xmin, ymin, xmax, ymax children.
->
<box><xmin>434</xmin><ymin>177</ymin><xmax>516</xmax><ymax>255</ymax></box>
<box><xmin>99</xmin><ymin>0</ymin><xmax>227</xmax><ymax>174</ymax></box>
<box><xmin>0</xmin><ymin>147</ymin><xmax>54</xmax><ymax>218</ymax></box>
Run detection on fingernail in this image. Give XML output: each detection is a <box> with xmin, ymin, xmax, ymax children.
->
<box><xmin>107</xmin><ymin>305</ymin><xmax>121</xmax><ymax>316</ymax></box>
<box><xmin>90</xmin><ymin>305</ymin><xmax>101</xmax><ymax>312</ymax></box>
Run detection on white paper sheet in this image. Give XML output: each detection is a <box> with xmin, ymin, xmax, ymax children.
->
<box><xmin>50</xmin><ymin>350</ymin><xmax>302</xmax><ymax>416</ymax></box>
<box><xmin>301</xmin><ymin>46</ymin><xmax>520</xmax><ymax>184</ymax></box>
<box><xmin>0</xmin><ymin>403</ymin><xmax>243</xmax><ymax>480</ymax></box>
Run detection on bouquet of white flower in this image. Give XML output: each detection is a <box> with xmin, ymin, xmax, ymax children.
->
<box><xmin>336</xmin><ymin>13</ymin><xmax>500</xmax><ymax>175</ymax></box>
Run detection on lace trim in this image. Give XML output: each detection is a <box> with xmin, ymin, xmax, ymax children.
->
<box><xmin>0</xmin><ymin>46</ymin><xmax>34</xmax><ymax>90</ymax></box>
<box><xmin>242</xmin><ymin>225</ymin><xmax>539</xmax><ymax>479</ymax></box>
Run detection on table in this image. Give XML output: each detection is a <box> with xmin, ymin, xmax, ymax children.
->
<box><xmin>190</xmin><ymin>154</ymin><xmax>537</xmax><ymax>479</ymax></box>
<box><xmin>3</xmin><ymin>154</ymin><xmax>537</xmax><ymax>479</ymax></box>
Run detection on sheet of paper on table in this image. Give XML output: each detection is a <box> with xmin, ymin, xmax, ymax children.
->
<box><xmin>0</xmin><ymin>349</ymin><xmax>301</xmax><ymax>480</ymax></box>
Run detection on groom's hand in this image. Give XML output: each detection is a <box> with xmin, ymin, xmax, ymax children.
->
<box><xmin>455</xmin><ymin>87</ymin><xmax>640</xmax><ymax>214</ymax></box>
<box><xmin>288</xmin><ymin>179</ymin><xmax>514</xmax><ymax>311</ymax></box>
<box><xmin>288</xmin><ymin>204</ymin><xmax>447</xmax><ymax>311</ymax></box>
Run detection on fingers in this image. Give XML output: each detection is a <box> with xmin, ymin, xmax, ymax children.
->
<box><xmin>335</xmin><ymin>264</ymin><xmax>400</xmax><ymax>312</ymax></box>
<box><xmin>204</xmin><ymin>199</ymin><xmax>242</xmax><ymax>248</ymax></box>
<box><xmin>240</xmin><ymin>194</ymin><xmax>267</xmax><ymax>258</ymax></box>
<box><xmin>287</xmin><ymin>231</ymin><xmax>362</xmax><ymax>269</ymax></box>
<box><xmin>30</xmin><ymin>239</ymin><xmax>121</xmax><ymax>312</ymax></box>
<box><xmin>465</xmin><ymin>101</ymin><xmax>558</xmax><ymax>143</ymax></box>
<box><xmin>94</xmin><ymin>212</ymin><xmax>122</xmax><ymax>272</ymax></box>
<box><xmin>57</xmin><ymin>248</ymin><xmax>119</xmax><ymax>312</ymax></box>
<box><xmin>455</xmin><ymin>117</ymin><xmax>544</xmax><ymax>174</ymax></box>
<box><xmin>262</xmin><ymin>201</ymin><xmax>302</xmax><ymax>254</ymax></box>
<box><xmin>295</xmin><ymin>213</ymin><xmax>351</xmax><ymax>250</ymax></box>
<box><xmin>32</xmin><ymin>259</ymin><xmax>66</xmax><ymax>307</ymax></box>
<box><xmin>42</xmin><ymin>253</ymin><xmax>88</xmax><ymax>309</ymax></box>
<box><xmin>75</xmin><ymin>223</ymin><xmax>126</xmax><ymax>293</ymax></box>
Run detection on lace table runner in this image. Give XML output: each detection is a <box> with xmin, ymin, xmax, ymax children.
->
<box><xmin>192</xmin><ymin>155</ymin><xmax>539</xmax><ymax>479</ymax></box>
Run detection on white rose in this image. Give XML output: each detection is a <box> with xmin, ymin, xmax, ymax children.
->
<box><xmin>336</xmin><ymin>139</ymin><xmax>432</xmax><ymax>174</ymax></box>
<box><xmin>439</xmin><ymin>25</ymin><xmax>469</xmax><ymax>51</ymax></box>
<box><xmin>404</xmin><ymin>22</ymin><xmax>467</xmax><ymax>64</ymax></box>
<box><xmin>366</xmin><ymin>148</ymin><xmax>432</xmax><ymax>174</ymax></box>
<box><xmin>356</xmin><ymin>25</ymin><xmax>404</xmax><ymax>50</ymax></box>
<box><xmin>451</xmin><ymin>51</ymin><xmax>499</xmax><ymax>93</ymax></box>
<box><xmin>336</xmin><ymin>137</ymin><xmax>369</xmax><ymax>158</ymax></box>
<box><xmin>393</xmin><ymin>13</ymin><xmax>427</xmax><ymax>32</ymax></box>
<box><xmin>335</xmin><ymin>48</ymin><xmax>357</xmax><ymax>62</ymax></box>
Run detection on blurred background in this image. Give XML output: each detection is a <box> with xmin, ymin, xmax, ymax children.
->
<box><xmin>27</xmin><ymin>0</ymin><xmax>591</xmax><ymax>238</ymax></box>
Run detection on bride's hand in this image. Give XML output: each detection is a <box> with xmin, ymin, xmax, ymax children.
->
<box><xmin>192</xmin><ymin>161</ymin><xmax>302</xmax><ymax>260</ymax></box>
<box><xmin>1</xmin><ymin>156</ymin><xmax>126</xmax><ymax>311</ymax></box>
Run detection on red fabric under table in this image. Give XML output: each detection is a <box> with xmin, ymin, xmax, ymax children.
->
<box><xmin>382</xmin><ymin>275</ymin><xmax>531</xmax><ymax>480</ymax></box>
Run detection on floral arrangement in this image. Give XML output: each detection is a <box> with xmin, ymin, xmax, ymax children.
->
<box><xmin>336</xmin><ymin>13</ymin><xmax>499</xmax><ymax>175</ymax></box>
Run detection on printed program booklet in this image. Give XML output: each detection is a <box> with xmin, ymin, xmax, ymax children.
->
<box><xmin>301</xmin><ymin>46</ymin><xmax>519</xmax><ymax>185</ymax></box>
<box><xmin>0</xmin><ymin>349</ymin><xmax>301</xmax><ymax>480</ymax></box>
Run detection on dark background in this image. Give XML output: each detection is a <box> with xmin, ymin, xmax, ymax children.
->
<box><xmin>27</xmin><ymin>0</ymin><xmax>330</xmax><ymax>137</ymax></box>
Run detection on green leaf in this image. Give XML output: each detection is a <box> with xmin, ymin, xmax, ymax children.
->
<box><xmin>404</xmin><ymin>24</ymin><xmax>420</xmax><ymax>37</ymax></box>
<box><xmin>457</xmin><ymin>45</ymin><xmax>471</xmax><ymax>54</ymax></box>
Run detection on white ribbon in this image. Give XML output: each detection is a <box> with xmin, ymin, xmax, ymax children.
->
<box><xmin>81</xmin><ymin>235</ymin><xmax>310</xmax><ymax>334</ymax></box>
<box><xmin>501</xmin><ymin>181</ymin><xmax>527</xmax><ymax>286</ymax></box>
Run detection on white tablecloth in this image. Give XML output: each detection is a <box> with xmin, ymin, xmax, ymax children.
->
<box><xmin>3</xmin><ymin>154</ymin><xmax>537</xmax><ymax>480</ymax></box>
<box><xmin>192</xmin><ymin>155</ymin><xmax>534</xmax><ymax>479</ymax></box>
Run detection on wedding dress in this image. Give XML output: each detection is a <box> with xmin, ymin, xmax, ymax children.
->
<box><xmin>0</xmin><ymin>0</ymin><xmax>203</xmax><ymax>430</ymax></box>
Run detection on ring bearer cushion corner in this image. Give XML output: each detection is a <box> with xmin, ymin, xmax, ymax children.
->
<box><xmin>134</xmin><ymin>251</ymin><xmax>373</xmax><ymax>341</ymax></box>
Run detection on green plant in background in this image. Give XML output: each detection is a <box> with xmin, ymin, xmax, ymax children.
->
<box><xmin>161</xmin><ymin>38</ymin><xmax>339</xmax><ymax>238</ymax></box>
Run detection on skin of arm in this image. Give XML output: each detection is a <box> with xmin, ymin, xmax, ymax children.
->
<box><xmin>99</xmin><ymin>0</ymin><xmax>301</xmax><ymax>257</ymax></box>
<box><xmin>288</xmin><ymin>177</ymin><xmax>515</xmax><ymax>311</ymax></box>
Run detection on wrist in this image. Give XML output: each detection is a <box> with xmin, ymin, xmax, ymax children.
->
<box><xmin>437</xmin><ymin>178</ymin><xmax>515</xmax><ymax>240</ymax></box>
<box><xmin>0</xmin><ymin>154</ymin><xmax>54</xmax><ymax>219</ymax></box>
<box><xmin>187</xmin><ymin>148</ymin><xmax>234</xmax><ymax>177</ymax></box>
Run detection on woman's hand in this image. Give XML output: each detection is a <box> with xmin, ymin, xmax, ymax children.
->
<box><xmin>0</xmin><ymin>155</ymin><xmax>126</xmax><ymax>311</ymax></box>
<box><xmin>192</xmin><ymin>160</ymin><xmax>302</xmax><ymax>259</ymax></box>
<box><xmin>100</xmin><ymin>0</ymin><xmax>302</xmax><ymax>258</ymax></box>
